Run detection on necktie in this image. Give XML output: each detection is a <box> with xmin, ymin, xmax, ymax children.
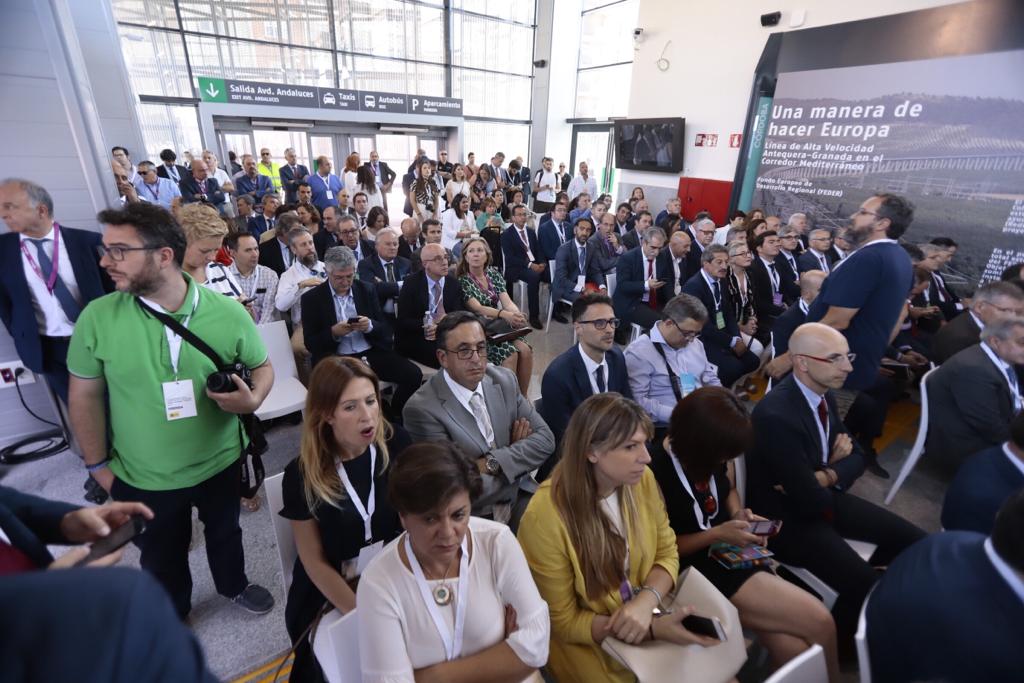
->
<box><xmin>267</xmin><ymin>217</ymin><xmax>274</xmax><ymax>232</ymax></box>
<box><xmin>647</xmin><ymin>259</ymin><xmax>658</xmax><ymax>309</ymax></box>
<box><xmin>578</xmin><ymin>245</ymin><xmax>586</xmax><ymax>274</ymax></box>
<box><xmin>385</xmin><ymin>262</ymin><xmax>396</xmax><ymax>283</ymax></box>
<box><xmin>935</xmin><ymin>274</ymin><xmax>950</xmax><ymax>301</ymax></box>
<box><xmin>711</xmin><ymin>279</ymin><xmax>721</xmax><ymax>308</ymax></box>
<box><xmin>595</xmin><ymin>365</ymin><xmax>606</xmax><ymax>393</ymax></box>
<box><xmin>26</xmin><ymin>238</ymin><xmax>81</xmax><ymax>322</ymax></box>
<box><xmin>169</xmin><ymin>166</ymin><xmax>179</xmax><ymax>182</ymax></box>
<box><xmin>432</xmin><ymin>281</ymin><xmax>445</xmax><ymax>321</ymax></box>
<box><xmin>469</xmin><ymin>393</ymin><xmax>495</xmax><ymax>447</ymax></box>
<box><xmin>557</xmin><ymin>223</ymin><xmax>566</xmax><ymax>243</ymax></box>
<box><xmin>768</xmin><ymin>262</ymin><xmax>779</xmax><ymax>291</ymax></box>
<box><xmin>819</xmin><ymin>255</ymin><xmax>828</xmax><ymax>271</ymax></box>
<box><xmin>817</xmin><ymin>397</ymin><xmax>828</xmax><ymax>431</ymax></box>
<box><xmin>0</xmin><ymin>540</ymin><xmax>38</xmax><ymax>575</ymax></box>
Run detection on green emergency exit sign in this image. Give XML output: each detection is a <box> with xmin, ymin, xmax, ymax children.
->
<box><xmin>198</xmin><ymin>77</ymin><xmax>227</xmax><ymax>103</ymax></box>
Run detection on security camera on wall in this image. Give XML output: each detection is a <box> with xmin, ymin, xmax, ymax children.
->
<box><xmin>633</xmin><ymin>28</ymin><xmax>646</xmax><ymax>43</ymax></box>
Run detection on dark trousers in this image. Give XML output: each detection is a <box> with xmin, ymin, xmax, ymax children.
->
<box><xmin>343</xmin><ymin>347</ymin><xmax>422</xmax><ymax>419</ymax></box>
<box><xmin>705</xmin><ymin>343</ymin><xmax>760</xmax><ymax>387</ymax></box>
<box><xmin>771</xmin><ymin>493</ymin><xmax>926</xmax><ymax>643</ymax></box>
<box><xmin>506</xmin><ymin>265</ymin><xmax>549</xmax><ymax>318</ymax></box>
<box><xmin>533</xmin><ymin>199</ymin><xmax>554</xmax><ymax>214</ymax></box>
<box><xmin>398</xmin><ymin>336</ymin><xmax>440</xmax><ymax>369</ymax></box>
<box><xmin>111</xmin><ymin>461</ymin><xmax>248</xmax><ymax>619</ymax></box>
<box><xmin>845</xmin><ymin>375</ymin><xmax>898</xmax><ymax>446</ymax></box>
<box><xmin>39</xmin><ymin>336</ymin><xmax>71</xmax><ymax>407</ymax></box>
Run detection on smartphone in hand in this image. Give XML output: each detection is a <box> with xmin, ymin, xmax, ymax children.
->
<box><xmin>681</xmin><ymin>614</ymin><xmax>727</xmax><ymax>641</ymax></box>
<box><xmin>747</xmin><ymin>519</ymin><xmax>782</xmax><ymax>536</ymax></box>
<box><xmin>72</xmin><ymin>514</ymin><xmax>147</xmax><ymax>567</ymax></box>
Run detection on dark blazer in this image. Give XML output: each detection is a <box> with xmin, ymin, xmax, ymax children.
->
<box><xmin>797</xmin><ymin>249</ymin><xmax>833</xmax><ymax>274</ymax></box>
<box><xmin>301</xmin><ymin>279</ymin><xmax>392</xmax><ymax>367</ymax></box>
<box><xmin>926</xmin><ymin>344</ymin><xmax>1016</xmax><ymax>472</ymax></box>
<box><xmin>279</xmin><ymin>163</ymin><xmax>310</xmax><ymax>204</ymax></box>
<box><xmin>363</xmin><ymin>160</ymin><xmax>396</xmax><ymax>187</ymax></box>
<box><xmin>247</xmin><ymin>214</ymin><xmax>276</xmax><ymax>241</ymax></box>
<box><xmin>178</xmin><ymin>176</ymin><xmax>225</xmax><ymax>206</ymax></box>
<box><xmin>747</xmin><ymin>375</ymin><xmax>866</xmax><ymax>522</ymax></box>
<box><xmin>538</xmin><ymin>219</ymin><xmax>571</xmax><ymax>263</ymax></box>
<box><xmin>156</xmin><ymin>163</ymin><xmax>189</xmax><ymax>182</ymax></box>
<box><xmin>313</xmin><ymin>229</ymin><xmax>341</xmax><ymax>260</ymax></box>
<box><xmin>396</xmin><ymin>236</ymin><xmax>426</xmax><ymax>262</ymax></box>
<box><xmin>771</xmin><ymin>300</ymin><xmax>807</xmax><ymax>358</ymax></box>
<box><xmin>929</xmin><ymin>272</ymin><xmax>962</xmax><ymax>321</ymax></box>
<box><xmin>0</xmin><ymin>485</ymin><xmax>78</xmax><ymax>568</ymax></box>
<box><xmin>866</xmin><ymin>532</ymin><xmax>1024</xmax><ymax>683</ymax></box>
<box><xmin>684</xmin><ymin>241</ymin><xmax>704</xmax><ymax>281</ymax></box>
<box><xmin>395</xmin><ymin>270</ymin><xmax>466</xmax><ymax>338</ymax></box>
<box><xmin>587</xmin><ymin>233</ymin><xmax>619</xmax><ymax>275</ymax></box>
<box><xmin>748</xmin><ymin>257</ymin><xmax>789</xmax><ymax>335</ymax></box>
<box><xmin>941</xmin><ymin>444</ymin><xmax>1024</xmax><ymax>535</ymax></box>
<box><xmin>680</xmin><ymin>271</ymin><xmax>740</xmax><ymax>354</ymax></box>
<box><xmin>827</xmin><ymin>245</ymin><xmax>847</xmax><ymax>264</ymax></box>
<box><xmin>931</xmin><ymin>310</ymin><xmax>981</xmax><ymax>364</ymax></box>
<box><xmin>540</xmin><ymin>345</ymin><xmax>631</xmax><ymax>442</ymax></box>
<box><xmin>612</xmin><ymin>246</ymin><xmax>674</xmax><ymax>320</ymax></box>
<box><xmin>500</xmin><ymin>224</ymin><xmax>543</xmax><ymax>278</ymax></box>
<box><xmin>234</xmin><ymin>173</ymin><xmax>274</xmax><ymax>204</ymax></box>
<box><xmin>552</xmin><ymin>239</ymin><xmax>605</xmax><ymax>302</ymax></box>
<box><xmin>910</xmin><ymin>289</ymin><xmax>943</xmax><ymax>335</ymax></box>
<box><xmin>356</xmin><ymin>255</ymin><xmax>412</xmax><ymax>308</ymax></box>
<box><xmin>0</xmin><ymin>228</ymin><xmax>112</xmax><ymax>373</ymax></box>
<box><xmin>258</xmin><ymin>237</ymin><xmax>290</xmax><ymax>276</ymax></box>
<box><xmin>621</xmin><ymin>228</ymin><xmax>642</xmax><ymax>252</ymax></box>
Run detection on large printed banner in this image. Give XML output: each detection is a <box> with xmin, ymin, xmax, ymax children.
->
<box><xmin>751</xmin><ymin>50</ymin><xmax>1024</xmax><ymax>287</ymax></box>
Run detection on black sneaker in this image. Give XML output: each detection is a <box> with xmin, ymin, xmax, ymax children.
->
<box><xmin>552</xmin><ymin>311</ymin><xmax>569</xmax><ymax>324</ymax></box>
<box><xmin>866</xmin><ymin>461</ymin><xmax>891</xmax><ymax>479</ymax></box>
<box><xmin>231</xmin><ymin>584</ymin><xmax>274</xmax><ymax>614</ymax></box>
<box><xmin>530</xmin><ymin>317</ymin><xmax>543</xmax><ymax>330</ymax></box>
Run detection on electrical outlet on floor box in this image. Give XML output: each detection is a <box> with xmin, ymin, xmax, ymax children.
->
<box><xmin>0</xmin><ymin>361</ymin><xmax>34</xmax><ymax>387</ymax></box>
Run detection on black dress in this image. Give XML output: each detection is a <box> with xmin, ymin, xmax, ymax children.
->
<box><xmin>280</xmin><ymin>426</ymin><xmax>411</xmax><ymax>682</ymax></box>
<box><xmin>650</xmin><ymin>443</ymin><xmax>767</xmax><ymax>599</ymax></box>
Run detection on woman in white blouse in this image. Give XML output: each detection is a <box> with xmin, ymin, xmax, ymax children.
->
<box><xmin>440</xmin><ymin>194</ymin><xmax>476</xmax><ymax>251</ymax></box>
<box><xmin>445</xmin><ymin>164</ymin><xmax>471</xmax><ymax>207</ymax></box>
<box><xmin>356</xmin><ymin>165</ymin><xmax>385</xmax><ymax>211</ymax></box>
<box><xmin>357</xmin><ymin>442</ymin><xmax>549</xmax><ymax>683</ymax></box>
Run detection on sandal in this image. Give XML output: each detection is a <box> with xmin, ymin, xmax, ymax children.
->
<box><xmin>241</xmin><ymin>495</ymin><xmax>261</xmax><ymax>513</ymax></box>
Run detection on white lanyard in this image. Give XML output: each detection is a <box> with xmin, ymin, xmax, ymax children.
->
<box><xmin>141</xmin><ymin>285</ymin><xmax>199</xmax><ymax>377</ymax></box>
<box><xmin>763</xmin><ymin>259</ymin><xmax>780</xmax><ymax>292</ymax></box>
<box><xmin>144</xmin><ymin>182</ymin><xmax>160</xmax><ymax>201</ymax></box>
<box><xmin>405</xmin><ymin>533</ymin><xmax>470</xmax><ymax>661</ymax></box>
<box><xmin>668</xmin><ymin>448</ymin><xmax>719</xmax><ymax>530</ymax></box>
<box><xmin>336</xmin><ymin>444</ymin><xmax>376</xmax><ymax>543</ymax></box>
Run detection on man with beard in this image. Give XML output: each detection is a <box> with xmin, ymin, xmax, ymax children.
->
<box><xmin>68</xmin><ymin>202</ymin><xmax>275</xmax><ymax>620</ymax></box>
<box><xmin>275</xmin><ymin>227</ymin><xmax>326</xmax><ymax>377</ymax></box>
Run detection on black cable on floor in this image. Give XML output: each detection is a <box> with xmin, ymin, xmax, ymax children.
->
<box><xmin>0</xmin><ymin>368</ymin><xmax>68</xmax><ymax>465</ymax></box>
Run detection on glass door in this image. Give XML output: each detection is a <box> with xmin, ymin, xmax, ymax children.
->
<box><xmin>570</xmin><ymin>124</ymin><xmax>615</xmax><ymax>198</ymax></box>
<box><xmin>220</xmin><ymin>132</ymin><xmax>253</xmax><ymax>174</ymax></box>
<box><xmin>308</xmin><ymin>134</ymin><xmax>336</xmax><ymax>175</ymax></box>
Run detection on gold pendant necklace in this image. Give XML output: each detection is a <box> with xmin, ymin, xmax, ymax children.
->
<box><xmin>431</xmin><ymin>553</ymin><xmax>458</xmax><ymax>606</ymax></box>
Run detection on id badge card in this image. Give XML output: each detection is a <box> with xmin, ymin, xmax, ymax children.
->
<box><xmin>162</xmin><ymin>380</ymin><xmax>197</xmax><ymax>421</ymax></box>
<box><xmin>356</xmin><ymin>541</ymin><xmax>384</xmax><ymax>576</ymax></box>
<box><xmin>772</xmin><ymin>292</ymin><xmax>784</xmax><ymax>307</ymax></box>
<box><xmin>715</xmin><ymin>311</ymin><xmax>726</xmax><ymax>329</ymax></box>
<box><xmin>325</xmin><ymin>190</ymin><xmax>334</xmax><ymax>199</ymax></box>
<box><xmin>575</xmin><ymin>274</ymin><xmax>586</xmax><ymax>292</ymax></box>
<box><xmin>679</xmin><ymin>372</ymin><xmax>697</xmax><ymax>397</ymax></box>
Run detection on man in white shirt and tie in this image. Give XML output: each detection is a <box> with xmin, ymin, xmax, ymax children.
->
<box><xmin>279</xmin><ymin>147</ymin><xmax>309</xmax><ymax>205</ymax></box>
<box><xmin>500</xmin><ymin>204</ymin><xmax>547</xmax><ymax>329</ymax></box>
<box><xmin>798</xmin><ymin>228</ymin><xmax>834</xmax><ymax>274</ymax></box>
<box><xmin>403</xmin><ymin>312</ymin><xmax>554</xmax><ymax>528</ymax></box>
<box><xmin>666</xmin><ymin>231</ymin><xmax>692</xmax><ymax>297</ymax></box>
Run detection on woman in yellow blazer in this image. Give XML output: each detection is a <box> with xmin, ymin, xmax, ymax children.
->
<box><xmin>518</xmin><ymin>393</ymin><xmax>718</xmax><ymax>683</ymax></box>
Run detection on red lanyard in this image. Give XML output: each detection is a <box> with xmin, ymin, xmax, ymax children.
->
<box><xmin>20</xmin><ymin>222</ymin><xmax>61</xmax><ymax>294</ymax></box>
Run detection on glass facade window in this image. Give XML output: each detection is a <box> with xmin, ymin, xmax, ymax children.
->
<box><xmin>118</xmin><ymin>26</ymin><xmax>192</xmax><ymax>98</ymax></box>
<box><xmin>349</xmin><ymin>56</ymin><xmax>446</xmax><ymax>96</ymax></box>
<box><xmin>463</xmin><ymin>121</ymin><xmax>530</xmax><ymax>165</ymax></box>
<box><xmin>185</xmin><ymin>34</ymin><xmax>336</xmax><ymax>86</ymax></box>
<box><xmin>575</xmin><ymin>64</ymin><xmax>632</xmax><ymax>120</ymax></box>
<box><xmin>575</xmin><ymin>0</ymin><xmax>637</xmax><ymax>119</ymax></box>
<box><xmin>112</xmin><ymin>0</ymin><xmax>180</xmax><ymax>29</ymax></box>
<box><xmin>452</xmin><ymin>68</ymin><xmax>532</xmax><ymax>120</ymax></box>
<box><xmin>137</xmin><ymin>103</ymin><xmax>203</xmax><ymax>163</ymax></box>
<box><xmin>450</xmin><ymin>12</ymin><xmax>534</xmax><ymax>76</ymax></box>
<box><xmin>178</xmin><ymin>0</ymin><xmax>334</xmax><ymax>50</ymax></box>
<box><xmin>453</xmin><ymin>0</ymin><xmax>535</xmax><ymax>25</ymax></box>
<box><xmin>336</xmin><ymin>0</ymin><xmax>445</xmax><ymax>64</ymax></box>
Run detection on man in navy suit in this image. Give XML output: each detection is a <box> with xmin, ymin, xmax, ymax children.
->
<box><xmin>685</xmin><ymin>216</ymin><xmax>716</xmax><ymax>281</ymax></box>
<box><xmin>258</xmin><ymin>213</ymin><xmax>300</xmax><ymax>276</ymax></box>
<box><xmin>356</xmin><ymin>228</ymin><xmax>411</xmax><ymax>320</ymax></box>
<box><xmin>537</xmin><ymin>202</ymin><xmax>570</xmax><ymax>262</ymax></box>
<box><xmin>551</xmin><ymin>217</ymin><xmax>605</xmax><ymax>322</ymax></box>
<box><xmin>396</xmin><ymin>243</ymin><xmax>466</xmax><ymax>368</ymax></box>
<box><xmin>620</xmin><ymin>210</ymin><xmax>653</xmax><ymax>251</ymax></box>
<box><xmin>363</xmin><ymin>150</ymin><xmax>396</xmax><ymax>211</ymax></box>
<box><xmin>867</xmin><ymin>491</ymin><xmax>1024</xmax><ymax>683</ymax></box>
<box><xmin>797</xmin><ymin>228</ymin><xmax>835</xmax><ymax>274</ymax></box>
<box><xmin>177</xmin><ymin>159</ymin><xmax>225</xmax><ymax>208</ymax></box>
<box><xmin>764</xmin><ymin>269</ymin><xmax>826</xmax><ymax>383</ymax></box>
<box><xmin>155</xmin><ymin>148</ymin><xmax>189</xmax><ymax>184</ymax></box>
<box><xmin>500</xmin><ymin>203</ymin><xmax>547</xmax><ymax>329</ymax></box>
<box><xmin>749</xmin><ymin>231</ymin><xmax>798</xmax><ymax>344</ymax></box>
<box><xmin>234</xmin><ymin>154</ymin><xmax>274</xmax><ymax>205</ymax></box>
<box><xmin>247</xmin><ymin>194</ymin><xmax>281</xmax><ymax>241</ymax></box>
<box><xmin>303</xmin><ymin>245</ymin><xmax>421</xmax><ymax>418</ymax></box>
<box><xmin>0</xmin><ymin>179</ymin><xmax>113</xmax><ymax>405</ymax></box>
<box><xmin>540</xmin><ymin>292</ymin><xmax>631</xmax><ymax>458</ymax></box>
<box><xmin>278</xmin><ymin>147</ymin><xmax>309</xmax><ymax>204</ymax></box>
<box><xmin>681</xmin><ymin>244</ymin><xmax>759</xmax><ymax>387</ymax></box>
<box><xmin>748</xmin><ymin>323</ymin><xmax>925</xmax><ymax>645</ymax></box>
<box><xmin>942</xmin><ymin>411</ymin><xmax>1024</xmax><ymax>535</ymax></box>
<box><xmin>612</xmin><ymin>227</ymin><xmax>672</xmax><ymax>336</ymax></box>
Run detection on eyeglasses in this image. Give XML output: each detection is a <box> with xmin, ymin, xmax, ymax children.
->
<box><xmin>577</xmin><ymin>317</ymin><xmax>621</xmax><ymax>330</ymax></box>
<box><xmin>667</xmin><ymin>319</ymin><xmax>700</xmax><ymax>340</ymax></box>
<box><xmin>853</xmin><ymin>208</ymin><xmax>882</xmax><ymax>218</ymax></box>
<box><xmin>796</xmin><ymin>352</ymin><xmax>856</xmax><ymax>365</ymax></box>
<box><xmin>443</xmin><ymin>343</ymin><xmax>488</xmax><ymax>360</ymax></box>
<box><xmin>986</xmin><ymin>302</ymin><xmax>1024</xmax><ymax>316</ymax></box>
<box><xmin>96</xmin><ymin>245</ymin><xmax>160</xmax><ymax>261</ymax></box>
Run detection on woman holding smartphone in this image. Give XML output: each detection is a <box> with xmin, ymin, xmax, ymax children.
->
<box><xmin>650</xmin><ymin>387</ymin><xmax>840</xmax><ymax>681</ymax></box>
<box><xmin>279</xmin><ymin>356</ymin><xmax>411</xmax><ymax>682</ymax></box>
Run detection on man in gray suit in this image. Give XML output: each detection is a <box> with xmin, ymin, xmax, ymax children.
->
<box><xmin>403</xmin><ymin>311</ymin><xmax>555</xmax><ymax>529</ymax></box>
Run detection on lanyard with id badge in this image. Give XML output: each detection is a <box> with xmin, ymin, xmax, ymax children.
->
<box><xmin>139</xmin><ymin>287</ymin><xmax>201</xmax><ymax>422</ymax></box>
<box><xmin>336</xmin><ymin>445</ymin><xmax>384</xmax><ymax>580</ymax></box>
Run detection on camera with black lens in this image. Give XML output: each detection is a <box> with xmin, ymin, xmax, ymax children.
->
<box><xmin>206</xmin><ymin>362</ymin><xmax>253</xmax><ymax>393</ymax></box>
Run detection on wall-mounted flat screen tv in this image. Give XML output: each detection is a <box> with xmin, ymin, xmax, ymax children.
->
<box><xmin>614</xmin><ymin>117</ymin><xmax>685</xmax><ymax>173</ymax></box>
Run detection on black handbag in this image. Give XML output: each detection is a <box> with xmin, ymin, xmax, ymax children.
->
<box><xmin>136</xmin><ymin>299</ymin><xmax>266</xmax><ymax>498</ymax></box>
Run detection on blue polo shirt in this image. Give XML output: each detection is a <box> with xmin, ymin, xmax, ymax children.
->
<box><xmin>806</xmin><ymin>239</ymin><xmax>911</xmax><ymax>390</ymax></box>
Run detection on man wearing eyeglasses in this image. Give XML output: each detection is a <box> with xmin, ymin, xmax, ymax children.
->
<box><xmin>396</xmin><ymin>243</ymin><xmax>466</xmax><ymax>368</ymax></box>
<box><xmin>685</xmin><ymin>216</ymin><xmax>717</xmax><ymax>280</ymax></box>
<box><xmin>624</xmin><ymin>293</ymin><xmax>721</xmax><ymax>432</ymax></box>
<box><xmin>404</xmin><ymin>311</ymin><xmax>554</xmax><ymax>528</ymax></box>
<box><xmin>747</xmin><ymin>322</ymin><xmax>925</xmax><ymax>649</ymax></box>
<box><xmin>540</xmin><ymin>292</ymin><xmax>632</xmax><ymax>445</ymax></box>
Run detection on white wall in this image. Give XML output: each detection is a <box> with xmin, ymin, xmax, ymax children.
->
<box><xmin>622</xmin><ymin>0</ymin><xmax>967</xmax><ymax>198</ymax></box>
<box><xmin>530</xmin><ymin>0</ymin><xmax>582</xmax><ymax>171</ymax></box>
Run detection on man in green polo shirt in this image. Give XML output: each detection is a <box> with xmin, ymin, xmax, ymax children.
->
<box><xmin>67</xmin><ymin>203</ymin><xmax>276</xmax><ymax>620</ymax></box>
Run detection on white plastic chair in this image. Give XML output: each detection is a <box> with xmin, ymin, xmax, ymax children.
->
<box><xmin>264</xmin><ymin>473</ymin><xmax>296</xmax><ymax>594</ymax></box>
<box><xmin>732</xmin><ymin>454</ymin><xmax>747</xmax><ymax>508</ymax></box>
<box><xmin>605</xmin><ymin>271</ymin><xmax>617</xmax><ymax>297</ymax></box>
<box><xmin>256</xmin><ymin>320</ymin><xmax>307</xmax><ymax>422</ymax></box>
<box><xmin>628</xmin><ymin>323</ymin><xmax>644</xmax><ymax>344</ymax></box>
<box><xmin>764</xmin><ymin>644</ymin><xmax>826</xmax><ymax>683</ymax></box>
<box><xmin>778</xmin><ymin>540</ymin><xmax>876</xmax><ymax>610</ymax></box>
<box><xmin>885</xmin><ymin>366</ymin><xmax>937</xmax><ymax>505</ymax></box>
<box><xmin>856</xmin><ymin>588</ymin><xmax>873</xmax><ymax>683</ymax></box>
<box><xmin>312</xmin><ymin>608</ymin><xmax>361</xmax><ymax>683</ymax></box>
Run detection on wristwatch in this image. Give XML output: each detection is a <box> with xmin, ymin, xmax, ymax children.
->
<box><xmin>484</xmin><ymin>455</ymin><xmax>502</xmax><ymax>476</ymax></box>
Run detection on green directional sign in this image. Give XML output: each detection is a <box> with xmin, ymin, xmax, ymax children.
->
<box><xmin>198</xmin><ymin>77</ymin><xmax>227</xmax><ymax>103</ymax></box>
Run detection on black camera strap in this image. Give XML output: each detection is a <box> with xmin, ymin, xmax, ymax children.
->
<box><xmin>652</xmin><ymin>341</ymin><xmax>685</xmax><ymax>403</ymax></box>
<box><xmin>136</xmin><ymin>297</ymin><xmax>266</xmax><ymax>497</ymax></box>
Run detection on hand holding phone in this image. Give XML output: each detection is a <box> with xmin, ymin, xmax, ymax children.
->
<box><xmin>72</xmin><ymin>514</ymin><xmax>147</xmax><ymax>567</ymax></box>
<box><xmin>747</xmin><ymin>519</ymin><xmax>782</xmax><ymax>536</ymax></box>
<box><xmin>681</xmin><ymin>613</ymin><xmax>727</xmax><ymax>642</ymax></box>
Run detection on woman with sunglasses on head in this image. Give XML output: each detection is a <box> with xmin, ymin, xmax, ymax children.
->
<box><xmin>518</xmin><ymin>393</ymin><xmax>720</xmax><ymax>683</ymax></box>
<box><xmin>650</xmin><ymin>387</ymin><xmax>840</xmax><ymax>681</ymax></box>
<box><xmin>279</xmin><ymin>356</ymin><xmax>411</xmax><ymax>682</ymax></box>
<box><xmin>725</xmin><ymin>239</ymin><xmax>765</xmax><ymax>391</ymax></box>
<box><xmin>356</xmin><ymin>441</ymin><xmax>549</xmax><ymax>683</ymax></box>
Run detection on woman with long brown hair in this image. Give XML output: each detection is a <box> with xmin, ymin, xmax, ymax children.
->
<box><xmin>518</xmin><ymin>393</ymin><xmax>718</xmax><ymax>683</ymax></box>
<box><xmin>650</xmin><ymin>387</ymin><xmax>840</xmax><ymax>681</ymax></box>
<box><xmin>413</xmin><ymin>159</ymin><xmax>440</xmax><ymax>223</ymax></box>
<box><xmin>279</xmin><ymin>356</ymin><xmax>411</xmax><ymax>682</ymax></box>
<box><xmin>342</xmin><ymin>151</ymin><xmax>361</xmax><ymax>194</ymax></box>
